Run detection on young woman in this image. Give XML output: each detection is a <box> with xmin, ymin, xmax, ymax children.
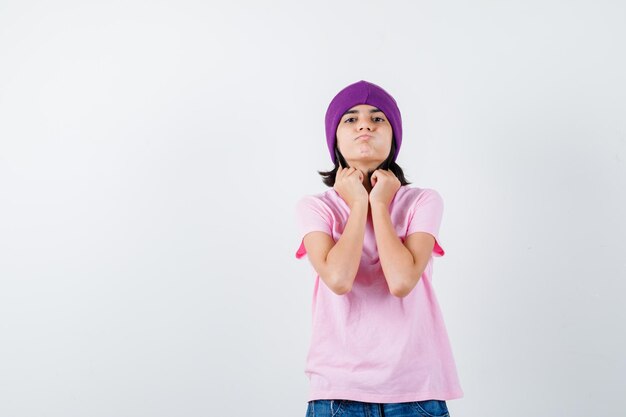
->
<box><xmin>294</xmin><ymin>80</ymin><xmax>464</xmax><ymax>417</ymax></box>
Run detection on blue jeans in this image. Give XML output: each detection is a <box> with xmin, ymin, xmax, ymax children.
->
<box><xmin>306</xmin><ymin>399</ymin><xmax>450</xmax><ymax>417</ymax></box>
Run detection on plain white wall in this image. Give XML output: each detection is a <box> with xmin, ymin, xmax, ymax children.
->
<box><xmin>1</xmin><ymin>1</ymin><xmax>625</xmax><ymax>416</ymax></box>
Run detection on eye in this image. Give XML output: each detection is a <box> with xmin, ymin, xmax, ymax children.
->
<box><xmin>343</xmin><ymin>117</ymin><xmax>356</xmax><ymax>123</ymax></box>
<box><xmin>374</xmin><ymin>117</ymin><xmax>385</xmax><ymax>122</ymax></box>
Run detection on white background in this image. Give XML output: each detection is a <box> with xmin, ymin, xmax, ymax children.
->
<box><xmin>1</xmin><ymin>1</ymin><xmax>625</xmax><ymax>416</ymax></box>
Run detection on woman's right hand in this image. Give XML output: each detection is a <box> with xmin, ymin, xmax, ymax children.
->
<box><xmin>333</xmin><ymin>166</ymin><xmax>369</xmax><ymax>209</ymax></box>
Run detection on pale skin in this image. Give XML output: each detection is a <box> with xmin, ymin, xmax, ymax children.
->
<box><xmin>303</xmin><ymin>104</ymin><xmax>436</xmax><ymax>297</ymax></box>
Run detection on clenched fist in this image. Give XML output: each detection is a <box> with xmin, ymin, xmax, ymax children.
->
<box><xmin>369</xmin><ymin>169</ymin><xmax>401</xmax><ymax>207</ymax></box>
<box><xmin>333</xmin><ymin>165</ymin><xmax>369</xmax><ymax>209</ymax></box>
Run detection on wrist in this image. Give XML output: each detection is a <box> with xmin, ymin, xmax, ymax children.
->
<box><xmin>349</xmin><ymin>199</ymin><xmax>369</xmax><ymax>211</ymax></box>
<box><xmin>369</xmin><ymin>200</ymin><xmax>389</xmax><ymax>212</ymax></box>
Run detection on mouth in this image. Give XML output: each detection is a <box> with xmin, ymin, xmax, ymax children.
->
<box><xmin>356</xmin><ymin>134</ymin><xmax>372</xmax><ymax>140</ymax></box>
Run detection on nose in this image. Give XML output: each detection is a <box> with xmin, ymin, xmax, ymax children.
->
<box><xmin>357</xmin><ymin>117</ymin><xmax>374</xmax><ymax>131</ymax></box>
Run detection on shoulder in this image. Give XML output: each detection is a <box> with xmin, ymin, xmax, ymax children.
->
<box><xmin>394</xmin><ymin>185</ymin><xmax>443</xmax><ymax>208</ymax></box>
<box><xmin>295</xmin><ymin>189</ymin><xmax>339</xmax><ymax>214</ymax></box>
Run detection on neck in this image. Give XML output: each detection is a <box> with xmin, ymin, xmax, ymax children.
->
<box><xmin>363</xmin><ymin>179</ymin><xmax>371</xmax><ymax>194</ymax></box>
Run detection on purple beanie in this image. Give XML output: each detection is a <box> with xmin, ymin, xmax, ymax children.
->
<box><xmin>325</xmin><ymin>80</ymin><xmax>402</xmax><ymax>164</ymax></box>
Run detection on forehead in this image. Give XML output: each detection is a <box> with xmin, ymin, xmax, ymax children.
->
<box><xmin>342</xmin><ymin>104</ymin><xmax>384</xmax><ymax>116</ymax></box>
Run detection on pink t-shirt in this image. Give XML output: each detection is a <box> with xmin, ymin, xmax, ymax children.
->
<box><xmin>294</xmin><ymin>185</ymin><xmax>464</xmax><ymax>403</ymax></box>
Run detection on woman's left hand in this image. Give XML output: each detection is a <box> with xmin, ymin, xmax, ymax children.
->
<box><xmin>369</xmin><ymin>169</ymin><xmax>401</xmax><ymax>207</ymax></box>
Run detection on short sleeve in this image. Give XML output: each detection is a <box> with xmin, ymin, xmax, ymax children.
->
<box><xmin>294</xmin><ymin>196</ymin><xmax>333</xmax><ymax>259</ymax></box>
<box><xmin>406</xmin><ymin>189</ymin><xmax>445</xmax><ymax>257</ymax></box>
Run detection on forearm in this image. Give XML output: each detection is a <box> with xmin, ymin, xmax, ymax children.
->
<box><xmin>325</xmin><ymin>201</ymin><xmax>368</xmax><ymax>293</ymax></box>
<box><xmin>370</xmin><ymin>201</ymin><xmax>416</xmax><ymax>296</ymax></box>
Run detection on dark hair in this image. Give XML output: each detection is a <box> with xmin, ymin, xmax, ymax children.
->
<box><xmin>317</xmin><ymin>137</ymin><xmax>411</xmax><ymax>187</ymax></box>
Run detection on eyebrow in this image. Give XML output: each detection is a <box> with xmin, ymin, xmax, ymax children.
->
<box><xmin>342</xmin><ymin>107</ymin><xmax>383</xmax><ymax>116</ymax></box>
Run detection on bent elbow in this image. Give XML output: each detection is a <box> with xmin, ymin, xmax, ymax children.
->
<box><xmin>329</xmin><ymin>274</ymin><xmax>353</xmax><ymax>296</ymax></box>
<box><xmin>332</xmin><ymin>280</ymin><xmax>352</xmax><ymax>296</ymax></box>
<box><xmin>390</xmin><ymin>286</ymin><xmax>410</xmax><ymax>298</ymax></box>
<box><xmin>319</xmin><ymin>273</ymin><xmax>352</xmax><ymax>296</ymax></box>
<box><xmin>389</xmin><ymin>279</ymin><xmax>418</xmax><ymax>298</ymax></box>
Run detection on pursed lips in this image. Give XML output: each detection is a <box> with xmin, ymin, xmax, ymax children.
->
<box><xmin>356</xmin><ymin>134</ymin><xmax>372</xmax><ymax>140</ymax></box>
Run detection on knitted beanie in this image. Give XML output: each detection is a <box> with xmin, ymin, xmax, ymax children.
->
<box><xmin>324</xmin><ymin>80</ymin><xmax>402</xmax><ymax>164</ymax></box>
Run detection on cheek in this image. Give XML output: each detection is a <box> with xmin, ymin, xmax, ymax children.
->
<box><xmin>336</xmin><ymin>124</ymin><xmax>350</xmax><ymax>136</ymax></box>
<box><xmin>384</xmin><ymin>127</ymin><xmax>394</xmax><ymax>145</ymax></box>
<box><xmin>335</xmin><ymin>128</ymin><xmax>352</xmax><ymax>146</ymax></box>
<box><xmin>335</xmin><ymin>135</ymin><xmax>349</xmax><ymax>154</ymax></box>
